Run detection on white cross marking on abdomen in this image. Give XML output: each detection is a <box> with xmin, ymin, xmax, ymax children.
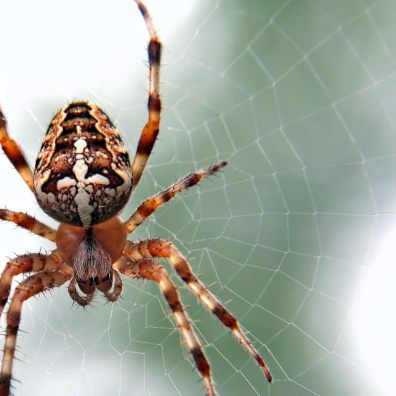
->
<box><xmin>70</xmin><ymin>137</ymin><xmax>110</xmax><ymax>226</ymax></box>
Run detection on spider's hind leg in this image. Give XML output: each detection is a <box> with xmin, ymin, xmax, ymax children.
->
<box><xmin>0</xmin><ymin>264</ymin><xmax>72</xmax><ymax>396</ymax></box>
<box><xmin>0</xmin><ymin>106</ymin><xmax>34</xmax><ymax>191</ymax></box>
<box><xmin>124</xmin><ymin>240</ymin><xmax>273</xmax><ymax>383</ymax></box>
<box><xmin>0</xmin><ymin>251</ymin><xmax>63</xmax><ymax>321</ymax></box>
<box><xmin>116</xmin><ymin>257</ymin><xmax>216</xmax><ymax>396</ymax></box>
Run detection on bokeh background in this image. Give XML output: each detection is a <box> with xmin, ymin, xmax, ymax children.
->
<box><xmin>0</xmin><ymin>0</ymin><xmax>394</xmax><ymax>395</ymax></box>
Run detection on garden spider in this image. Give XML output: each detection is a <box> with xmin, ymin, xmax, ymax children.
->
<box><xmin>0</xmin><ymin>1</ymin><xmax>272</xmax><ymax>395</ymax></box>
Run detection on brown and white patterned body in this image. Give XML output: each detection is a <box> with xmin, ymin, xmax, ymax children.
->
<box><xmin>33</xmin><ymin>101</ymin><xmax>133</xmax><ymax>226</ymax></box>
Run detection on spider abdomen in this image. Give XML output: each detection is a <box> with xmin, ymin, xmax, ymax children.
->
<box><xmin>33</xmin><ymin>101</ymin><xmax>133</xmax><ymax>226</ymax></box>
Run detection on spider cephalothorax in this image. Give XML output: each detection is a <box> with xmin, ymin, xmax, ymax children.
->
<box><xmin>56</xmin><ymin>216</ymin><xmax>127</xmax><ymax>298</ymax></box>
<box><xmin>0</xmin><ymin>1</ymin><xmax>272</xmax><ymax>395</ymax></box>
<box><xmin>34</xmin><ymin>101</ymin><xmax>133</xmax><ymax>226</ymax></box>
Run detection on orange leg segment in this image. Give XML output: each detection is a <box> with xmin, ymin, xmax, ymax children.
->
<box><xmin>0</xmin><ymin>264</ymin><xmax>72</xmax><ymax>396</ymax></box>
<box><xmin>124</xmin><ymin>240</ymin><xmax>272</xmax><ymax>383</ymax></box>
<box><xmin>116</xmin><ymin>257</ymin><xmax>216</xmax><ymax>396</ymax></box>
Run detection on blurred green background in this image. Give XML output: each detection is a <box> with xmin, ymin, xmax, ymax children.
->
<box><xmin>0</xmin><ymin>0</ymin><xmax>394</xmax><ymax>395</ymax></box>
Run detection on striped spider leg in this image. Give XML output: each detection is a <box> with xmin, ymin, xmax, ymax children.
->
<box><xmin>0</xmin><ymin>106</ymin><xmax>34</xmax><ymax>191</ymax></box>
<box><xmin>0</xmin><ymin>213</ymin><xmax>64</xmax><ymax>395</ymax></box>
<box><xmin>124</xmin><ymin>160</ymin><xmax>228</xmax><ymax>233</ymax></box>
<box><xmin>116</xmin><ymin>257</ymin><xmax>217</xmax><ymax>395</ymax></box>
<box><xmin>122</xmin><ymin>239</ymin><xmax>272</xmax><ymax>396</ymax></box>
<box><xmin>130</xmin><ymin>0</ymin><xmax>162</xmax><ymax>191</ymax></box>
<box><xmin>0</xmin><ymin>262</ymin><xmax>73</xmax><ymax>395</ymax></box>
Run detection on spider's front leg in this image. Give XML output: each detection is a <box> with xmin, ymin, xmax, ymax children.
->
<box><xmin>115</xmin><ymin>257</ymin><xmax>216</xmax><ymax>396</ymax></box>
<box><xmin>124</xmin><ymin>240</ymin><xmax>273</xmax><ymax>383</ymax></box>
<box><xmin>0</xmin><ymin>106</ymin><xmax>34</xmax><ymax>191</ymax></box>
<box><xmin>0</xmin><ymin>251</ymin><xmax>63</xmax><ymax>320</ymax></box>
<box><xmin>0</xmin><ymin>264</ymin><xmax>73</xmax><ymax>396</ymax></box>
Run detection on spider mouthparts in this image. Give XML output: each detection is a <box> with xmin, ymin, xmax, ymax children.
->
<box><xmin>96</xmin><ymin>272</ymin><xmax>113</xmax><ymax>293</ymax></box>
<box><xmin>77</xmin><ymin>278</ymin><xmax>96</xmax><ymax>295</ymax></box>
<box><xmin>73</xmin><ymin>230</ymin><xmax>113</xmax><ymax>295</ymax></box>
<box><xmin>77</xmin><ymin>272</ymin><xmax>113</xmax><ymax>294</ymax></box>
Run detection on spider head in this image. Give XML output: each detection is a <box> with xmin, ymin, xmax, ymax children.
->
<box><xmin>56</xmin><ymin>217</ymin><xmax>127</xmax><ymax>294</ymax></box>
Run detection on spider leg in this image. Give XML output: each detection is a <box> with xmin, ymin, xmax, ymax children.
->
<box><xmin>0</xmin><ymin>264</ymin><xmax>73</xmax><ymax>395</ymax></box>
<box><xmin>0</xmin><ymin>106</ymin><xmax>34</xmax><ymax>191</ymax></box>
<box><xmin>0</xmin><ymin>209</ymin><xmax>56</xmax><ymax>241</ymax></box>
<box><xmin>131</xmin><ymin>0</ymin><xmax>162</xmax><ymax>191</ymax></box>
<box><xmin>115</xmin><ymin>257</ymin><xmax>216</xmax><ymax>396</ymax></box>
<box><xmin>124</xmin><ymin>240</ymin><xmax>272</xmax><ymax>383</ymax></box>
<box><xmin>0</xmin><ymin>251</ymin><xmax>63</xmax><ymax>320</ymax></box>
<box><xmin>124</xmin><ymin>161</ymin><xmax>227</xmax><ymax>233</ymax></box>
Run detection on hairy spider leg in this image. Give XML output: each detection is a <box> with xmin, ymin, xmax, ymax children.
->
<box><xmin>116</xmin><ymin>257</ymin><xmax>216</xmax><ymax>396</ymax></box>
<box><xmin>124</xmin><ymin>240</ymin><xmax>273</xmax><ymax>383</ymax></box>
<box><xmin>0</xmin><ymin>209</ymin><xmax>56</xmax><ymax>242</ymax></box>
<box><xmin>130</xmin><ymin>0</ymin><xmax>162</xmax><ymax>191</ymax></box>
<box><xmin>0</xmin><ymin>106</ymin><xmax>34</xmax><ymax>191</ymax></box>
<box><xmin>0</xmin><ymin>264</ymin><xmax>73</xmax><ymax>396</ymax></box>
<box><xmin>0</xmin><ymin>251</ymin><xmax>63</xmax><ymax>320</ymax></box>
<box><xmin>124</xmin><ymin>160</ymin><xmax>228</xmax><ymax>233</ymax></box>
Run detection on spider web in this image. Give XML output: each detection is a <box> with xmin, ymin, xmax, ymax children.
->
<box><xmin>0</xmin><ymin>0</ymin><xmax>394</xmax><ymax>395</ymax></box>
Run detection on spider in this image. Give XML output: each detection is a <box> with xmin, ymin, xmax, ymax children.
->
<box><xmin>0</xmin><ymin>1</ymin><xmax>272</xmax><ymax>395</ymax></box>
